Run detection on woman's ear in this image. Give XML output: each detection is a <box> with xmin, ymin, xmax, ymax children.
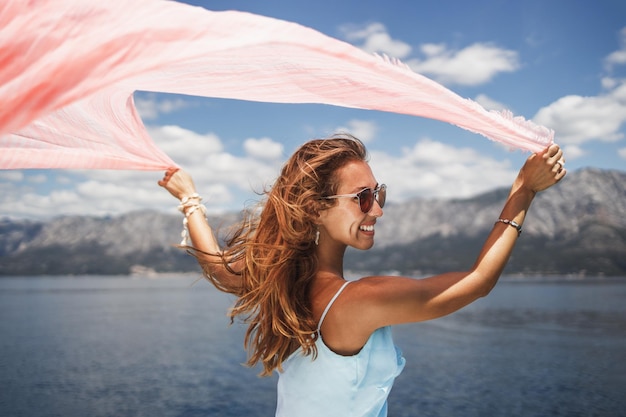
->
<box><xmin>314</xmin><ymin>205</ymin><xmax>328</xmax><ymax>225</ymax></box>
<box><xmin>304</xmin><ymin>199</ymin><xmax>325</xmax><ymax>225</ymax></box>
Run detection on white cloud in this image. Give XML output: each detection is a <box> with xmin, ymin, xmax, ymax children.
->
<box><xmin>147</xmin><ymin>125</ymin><xmax>223</xmax><ymax>167</ymax></box>
<box><xmin>0</xmin><ymin>171</ymin><xmax>24</xmax><ymax>182</ymax></box>
<box><xmin>619</xmin><ymin>147</ymin><xmax>626</xmax><ymax>160</ymax></box>
<box><xmin>0</xmin><ymin>125</ymin><xmax>285</xmax><ymax>219</ymax></box>
<box><xmin>334</xmin><ymin>119</ymin><xmax>378</xmax><ymax>143</ymax></box>
<box><xmin>1</xmin><ymin>130</ymin><xmax>521</xmax><ymax>220</ymax></box>
<box><xmin>562</xmin><ymin>145</ymin><xmax>585</xmax><ymax>160</ymax></box>
<box><xmin>369</xmin><ymin>138</ymin><xmax>517</xmax><ymax>200</ymax></box>
<box><xmin>340</xmin><ymin>22</ymin><xmax>519</xmax><ymax>86</ymax></box>
<box><xmin>531</xmin><ymin>29</ymin><xmax>626</xmax><ymax>153</ymax></box>
<box><xmin>340</xmin><ymin>22</ymin><xmax>412</xmax><ymax>58</ymax></box>
<box><xmin>602</xmin><ymin>77</ymin><xmax>619</xmax><ymax>90</ymax></box>
<box><xmin>601</xmin><ymin>28</ymin><xmax>626</xmax><ymax>92</ymax></box>
<box><xmin>201</xmin><ymin>152</ymin><xmax>279</xmax><ymax>191</ymax></box>
<box><xmin>421</xmin><ymin>43</ymin><xmax>446</xmax><ymax>57</ymax></box>
<box><xmin>604</xmin><ymin>27</ymin><xmax>626</xmax><ymax>72</ymax></box>
<box><xmin>27</xmin><ymin>174</ymin><xmax>48</xmax><ymax>184</ymax></box>
<box><xmin>363</xmin><ymin>32</ymin><xmax>412</xmax><ymax>59</ymax></box>
<box><xmin>146</xmin><ymin>127</ymin><xmax>284</xmax><ymax>207</ymax></box>
<box><xmin>135</xmin><ymin>93</ymin><xmax>190</xmax><ymax>120</ymax></box>
<box><xmin>606</xmin><ymin>51</ymin><xmax>626</xmax><ymax>70</ymax></box>
<box><xmin>5</xmin><ymin>188</ymin><xmax>83</xmax><ymax>219</ymax></box>
<box><xmin>244</xmin><ymin>137</ymin><xmax>284</xmax><ymax>160</ymax></box>
<box><xmin>13</xmin><ymin>174</ymin><xmax>174</xmax><ymax>218</ymax></box>
<box><xmin>474</xmin><ymin>94</ymin><xmax>509</xmax><ymax>112</ymax></box>
<box><xmin>407</xmin><ymin>43</ymin><xmax>520</xmax><ymax>86</ymax></box>
<box><xmin>147</xmin><ymin>128</ymin><xmax>285</xmax><ymax>210</ymax></box>
<box><xmin>56</xmin><ymin>175</ymin><xmax>74</xmax><ymax>185</ymax></box>
<box><xmin>533</xmin><ymin>81</ymin><xmax>626</xmax><ymax>145</ymax></box>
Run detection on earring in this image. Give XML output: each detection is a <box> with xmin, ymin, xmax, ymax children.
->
<box><xmin>314</xmin><ymin>229</ymin><xmax>320</xmax><ymax>245</ymax></box>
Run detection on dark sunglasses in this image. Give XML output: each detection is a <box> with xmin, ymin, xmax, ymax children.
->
<box><xmin>323</xmin><ymin>184</ymin><xmax>386</xmax><ymax>213</ymax></box>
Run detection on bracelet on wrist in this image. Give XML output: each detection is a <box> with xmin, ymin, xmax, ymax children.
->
<box><xmin>178</xmin><ymin>193</ymin><xmax>201</xmax><ymax>211</ymax></box>
<box><xmin>495</xmin><ymin>218</ymin><xmax>522</xmax><ymax>236</ymax></box>
<box><xmin>177</xmin><ymin>194</ymin><xmax>206</xmax><ymax>245</ymax></box>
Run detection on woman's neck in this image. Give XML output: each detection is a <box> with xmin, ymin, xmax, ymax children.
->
<box><xmin>315</xmin><ymin>241</ymin><xmax>346</xmax><ymax>277</ymax></box>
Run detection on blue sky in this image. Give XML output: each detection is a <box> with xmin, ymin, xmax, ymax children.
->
<box><xmin>1</xmin><ymin>0</ymin><xmax>625</xmax><ymax>220</ymax></box>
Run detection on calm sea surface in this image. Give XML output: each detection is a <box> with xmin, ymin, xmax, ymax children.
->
<box><xmin>0</xmin><ymin>275</ymin><xmax>624</xmax><ymax>417</ymax></box>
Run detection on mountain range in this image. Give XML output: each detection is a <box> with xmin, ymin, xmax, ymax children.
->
<box><xmin>1</xmin><ymin>168</ymin><xmax>625</xmax><ymax>277</ymax></box>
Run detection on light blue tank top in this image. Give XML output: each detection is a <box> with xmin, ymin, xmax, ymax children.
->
<box><xmin>276</xmin><ymin>281</ymin><xmax>406</xmax><ymax>417</ymax></box>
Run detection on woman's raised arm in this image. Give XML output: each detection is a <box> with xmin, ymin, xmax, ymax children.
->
<box><xmin>159</xmin><ymin>168</ymin><xmax>243</xmax><ymax>289</ymax></box>
<box><xmin>347</xmin><ymin>144</ymin><xmax>567</xmax><ymax>333</ymax></box>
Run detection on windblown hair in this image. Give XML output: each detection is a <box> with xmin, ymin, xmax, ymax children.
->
<box><xmin>195</xmin><ymin>134</ymin><xmax>368</xmax><ymax>376</ymax></box>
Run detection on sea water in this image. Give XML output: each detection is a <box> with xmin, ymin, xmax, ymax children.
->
<box><xmin>0</xmin><ymin>275</ymin><xmax>624</xmax><ymax>417</ymax></box>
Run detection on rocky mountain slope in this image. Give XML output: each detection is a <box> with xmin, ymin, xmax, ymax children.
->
<box><xmin>1</xmin><ymin>168</ymin><xmax>624</xmax><ymax>276</ymax></box>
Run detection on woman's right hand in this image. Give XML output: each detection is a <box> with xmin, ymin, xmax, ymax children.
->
<box><xmin>158</xmin><ymin>168</ymin><xmax>197</xmax><ymax>201</ymax></box>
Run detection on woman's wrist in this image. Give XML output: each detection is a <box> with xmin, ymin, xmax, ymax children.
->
<box><xmin>177</xmin><ymin>192</ymin><xmax>207</xmax><ymax>245</ymax></box>
<box><xmin>179</xmin><ymin>192</ymin><xmax>200</xmax><ymax>204</ymax></box>
<box><xmin>509</xmin><ymin>174</ymin><xmax>537</xmax><ymax>200</ymax></box>
<box><xmin>178</xmin><ymin>193</ymin><xmax>204</xmax><ymax>214</ymax></box>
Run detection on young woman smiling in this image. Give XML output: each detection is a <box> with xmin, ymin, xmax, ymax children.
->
<box><xmin>159</xmin><ymin>134</ymin><xmax>566</xmax><ymax>417</ymax></box>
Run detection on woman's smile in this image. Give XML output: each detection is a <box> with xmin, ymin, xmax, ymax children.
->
<box><xmin>359</xmin><ymin>223</ymin><xmax>375</xmax><ymax>233</ymax></box>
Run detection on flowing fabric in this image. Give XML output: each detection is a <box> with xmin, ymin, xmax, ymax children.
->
<box><xmin>0</xmin><ymin>0</ymin><xmax>554</xmax><ymax>170</ymax></box>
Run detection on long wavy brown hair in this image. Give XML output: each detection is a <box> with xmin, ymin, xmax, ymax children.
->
<box><xmin>193</xmin><ymin>134</ymin><xmax>368</xmax><ymax>376</ymax></box>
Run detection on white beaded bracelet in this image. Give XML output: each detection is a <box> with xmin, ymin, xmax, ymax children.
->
<box><xmin>178</xmin><ymin>194</ymin><xmax>206</xmax><ymax>245</ymax></box>
<box><xmin>177</xmin><ymin>193</ymin><xmax>201</xmax><ymax>213</ymax></box>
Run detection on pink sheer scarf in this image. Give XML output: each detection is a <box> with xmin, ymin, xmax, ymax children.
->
<box><xmin>0</xmin><ymin>0</ymin><xmax>553</xmax><ymax>170</ymax></box>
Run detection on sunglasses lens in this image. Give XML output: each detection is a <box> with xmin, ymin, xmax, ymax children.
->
<box><xmin>358</xmin><ymin>188</ymin><xmax>373</xmax><ymax>213</ymax></box>
<box><xmin>378</xmin><ymin>185</ymin><xmax>386</xmax><ymax>209</ymax></box>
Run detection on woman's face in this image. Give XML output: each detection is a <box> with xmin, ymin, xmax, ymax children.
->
<box><xmin>317</xmin><ymin>160</ymin><xmax>383</xmax><ymax>251</ymax></box>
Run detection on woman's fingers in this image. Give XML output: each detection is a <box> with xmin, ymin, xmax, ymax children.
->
<box><xmin>158</xmin><ymin>167</ymin><xmax>180</xmax><ymax>187</ymax></box>
<box><xmin>158</xmin><ymin>168</ymin><xmax>197</xmax><ymax>201</ymax></box>
<box><xmin>521</xmin><ymin>144</ymin><xmax>566</xmax><ymax>193</ymax></box>
<box><xmin>542</xmin><ymin>144</ymin><xmax>566</xmax><ymax>174</ymax></box>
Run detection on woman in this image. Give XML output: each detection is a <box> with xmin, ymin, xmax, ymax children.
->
<box><xmin>159</xmin><ymin>134</ymin><xmax>566</xmax><ymax>417</ymax></box>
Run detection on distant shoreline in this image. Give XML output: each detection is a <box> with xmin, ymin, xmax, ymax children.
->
<box><xmin>1</xmin><ymin>273</ymin><xmax>624</xmax><ymax>283</ymax></box>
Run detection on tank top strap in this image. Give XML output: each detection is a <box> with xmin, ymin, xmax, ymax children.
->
<box><xmin>317</xmin><ymin>281</ymin><xmax>351</xmax><ymax>333</ymax></box>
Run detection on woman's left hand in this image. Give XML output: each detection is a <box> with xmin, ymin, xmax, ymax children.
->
<box><xmin>516</xmin><ymin>144</ymin><xmax>567</xmax><ymax>194</ymax></box>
